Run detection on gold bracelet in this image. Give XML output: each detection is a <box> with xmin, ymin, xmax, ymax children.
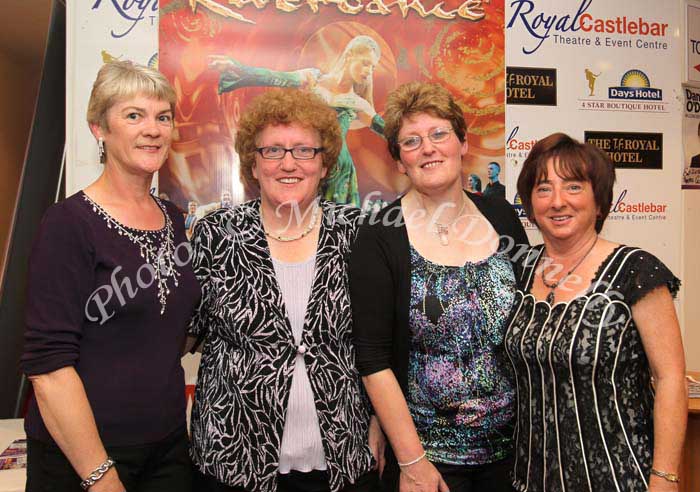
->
<box><xmin>650</xmin><ymin>468</ymin><xmax>680</xmax><ymax>483</ymax></box>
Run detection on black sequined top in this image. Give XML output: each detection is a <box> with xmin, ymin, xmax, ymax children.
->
<box><xmin>505</xmin><ymin>245</ymin><xmax>680</xmax><ymax>492</ymax></box>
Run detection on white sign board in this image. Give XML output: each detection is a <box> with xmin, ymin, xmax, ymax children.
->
<box><xmin>66</xmin><ymin>0</ymin><xmax>159</xmax><ymax>195</ymax></box>
<box><xmin>505</xmin><ymin>0</ymin><xmax>682</xmax><ymax>274</ymax></box>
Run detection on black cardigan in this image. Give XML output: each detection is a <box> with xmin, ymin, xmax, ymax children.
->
<box><xmin>349</xmin><ymin>191</ymin><xmax>529</xmax><ymax>487</ymax></box>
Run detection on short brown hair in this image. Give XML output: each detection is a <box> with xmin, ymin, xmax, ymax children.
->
<box><xmin>517</xmin><ymin>132</ymin><xmax>615</xmax><ymax>233</ymax></box>
<box><xmin>383</xmin><ymin>82</ymin><xmax>467</xmax><ymax>161</ymax></box>
<box><xmin>234</xmin><ymin>89</ymin><xmax>341</xmax><ymax>190</ymax></box>
<box><xmin>87</xmin><ymin>60</ymin><xmax>176</xmax><ymax>130</ymax></box>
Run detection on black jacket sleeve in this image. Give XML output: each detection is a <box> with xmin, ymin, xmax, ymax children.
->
<box><xmin>349</xmin><ymin>222</ymin><xmax>397</xmax><ymax>377</ymax></box>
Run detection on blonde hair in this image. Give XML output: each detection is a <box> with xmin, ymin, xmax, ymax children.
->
<box><xmin>326</xmin><ymin>35</ymin><xmax>380</xmax><ymax>106</ymax></box>
<box><xmin>86</xmin><ymin>60</ymin><xmax>176</xmax><ymax>130</ymax></box>
<box><xmin>235</xmin><ymin>89</ymin><xmax>341</xmax><ymax>190</ymax></box>
<box><xmin>383</xmin><ymin>82</ymin><xmax>467</xmax><ymax>161</ymax></box>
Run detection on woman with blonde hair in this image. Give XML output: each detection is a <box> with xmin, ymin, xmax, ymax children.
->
<box><xmin>21</xmin><ymin>60</ymin><xmax>200</xmax><ymax>491</ymax></box>
<box><xmin>209</xmin><ymin>34</ymin><xmax>385</xmax><ymax>207</ymax></box>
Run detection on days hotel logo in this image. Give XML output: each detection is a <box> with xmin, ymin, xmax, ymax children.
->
<box><xmin>579</xmin><ymin>69</ymin><xmax>667</xmax><ymax>113</ymax></box>
<box><xmin>608</xmin><ymin>70</ymin><xmax>661</xmax><ymax>101</ymax></box>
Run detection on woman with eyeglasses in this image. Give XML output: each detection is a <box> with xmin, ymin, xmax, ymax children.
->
<box><xmin>350</xmin><ymin>82</ymin><xmax>529</xmax><ymax>492</ymax></box>
<box><xmin>209</xmin><ymin>35</ymin><xmax>384</xmax><ymax>208</ymax></box>
<box><xmin>188</xmin><ymin>88</ymin><xmax>384</xmax><ymax>492</ymax></box>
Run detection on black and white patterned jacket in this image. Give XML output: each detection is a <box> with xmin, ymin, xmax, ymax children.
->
<box><xmin>188</xmin><ymin>198</ymin><xmax>374</xmax><ymax>492</ymax></box>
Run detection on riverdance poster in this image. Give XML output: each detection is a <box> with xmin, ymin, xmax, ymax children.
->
<box><xmin>158</xmin><ymin>0</ymin><xmax>505</xmax><ymax>212</ymax></box>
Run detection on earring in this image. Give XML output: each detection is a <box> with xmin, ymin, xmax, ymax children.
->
<box><xmin>97</xmin><ymin>137</ymin><xmax>105</xmax><ymax>163</ymax></box>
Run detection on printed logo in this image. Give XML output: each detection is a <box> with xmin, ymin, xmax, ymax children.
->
<box><xmin>608</xmin><ymin>70</ymin><xmax>661</xmax><ymax>101</ymax></box>
<box><xmin>578</xmin><ymin>69</ymin><xmax>667</xmax><ymax>113</ymax></box>
<box><xmin>512</xmin><ymin>193</ymin><xmax>536</xmax><ymax>230</ymax></box>
<box><xmin>507</xmin><ymin>0</ymin><xmax>670</xmax><ymax>54</ymax></box>
<box><xmin>506</xmin><ymin>67</ymin><xmax>557</xmax><ymax>106</ymax></box>
<box><xmin>686</xmin><ymin>87</ymin><xmax>700</xmax><ymax>115</ymax></box>
<box><xmin>608</xmin><ymin>189</ymin><xmax>668</xmax><ymax>222</ymax></box>
<box><xmin>584</xmin><ymin>68</ymin><xmax>601</xmax><ymax>96</ymax></box>
<box><xmin>506</xmin><ymin>126</ymin><xmax>537</xmax><ymax>158</ymax></box>
<box><xmin>91</xmin><ymin>0</ymin><xmax>159</xmax><ymax>38</ymax></box>
<box><xmin>584</xmin><ymin>131</ymin><xmax>662</xmax><ymax>170</ymax></box>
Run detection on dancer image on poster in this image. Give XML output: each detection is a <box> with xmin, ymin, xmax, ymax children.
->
<box><xmin>468</xmin><ymin>174</ymin><xmax>482</xmax><ymax>194</ymax></box>
<box><xmin>184</xmin><ymin>201</ymin><xmax>198</xmax><ymax>240</ymax></box>
<box><xmin>483</xmin><ymin>162</ymin><xmax>505</xmax><ymax>199</ymax></box>
<box><xmin>209</xmin><ymin>35</ymin><xmax>386</xmax><ymax>207</ymax></box>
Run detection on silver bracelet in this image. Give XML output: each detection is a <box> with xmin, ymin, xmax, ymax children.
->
<box><xmin>80</xmin><ymin>457</ymin><xmax>115</xmax><ymax>490</ymax></box>
<box><xmin>398</xmin><ymin>451</ymin><xmax>426</xmax><ymax>467</ymax></box>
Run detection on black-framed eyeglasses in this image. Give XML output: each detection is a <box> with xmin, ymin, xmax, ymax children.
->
<box><xmin>256</xmin><ymin>146</ymin><xmax>324</xmax><ymax>160</ymax></box>
<box><xmin>397</xmin><ymin>127</ymin><xmax>454</xmax><ymax>152</ymax></box>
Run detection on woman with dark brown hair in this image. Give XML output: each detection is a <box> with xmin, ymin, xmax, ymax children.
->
<box><xmin>506</xmin><ymin>132</ymin><xmax>687</xmax><ymax>492</ymax></box>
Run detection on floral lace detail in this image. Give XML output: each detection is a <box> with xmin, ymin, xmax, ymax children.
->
<box><xmin>505</xmin><ymin>245</ymin><xmax>679</xmax><ymax>492</ymax></box>
<box><xmin>82</xmin><ymin>192</ymin><xmax>180</xmax><ymax>314</ymax></box>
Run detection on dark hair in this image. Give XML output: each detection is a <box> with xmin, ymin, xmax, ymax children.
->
<box><xmin>469</xmin><ymin>173</ymin><xmax>482</xmax><ymax>192</ymax></box>
<box><xmin>383</xmin><ymin>82</ymin><xmax>467</xmax><ymax>161</ymax></box>
<box><xmin>488</xmin><ymin>162</ymin><xmax>500</xmax><ymax>172</ymax></box>
<box><xmin>517</xmin><ymin>132</ymin><xmax>615</xmax><ymax>233</ymax></box>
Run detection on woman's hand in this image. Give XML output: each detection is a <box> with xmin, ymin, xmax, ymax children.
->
<box><xmin>399</xmin><ymin>458</ymin><xmax>449</xmax><ymax>492</ymax></box>
<box><xmin>89</xmin><ymin>467</ymin><xmax>126</xmax><ymax>492</ymax></box>
<box><xmin>208</xmin><ymin>55</ymin><xmax>238</xmax><ymax>73</ymax></box>
<box><xmin>368</xmin><ymin>415</ymin><xmax>386</xmax><ymax>476</ymax></box>
<box><xmin>647</xmin><ymin>474</ymin><xmax>679</xmax><ymax>492</ymax></box>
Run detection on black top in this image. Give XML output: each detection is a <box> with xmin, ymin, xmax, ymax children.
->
<box><xmin>349</xmin><ymin>192</ymin><xmax>529</xmax><ymax>486</ymax></box>
<box><xmin>483</xmin><ymin>181</ymin><xmax>506</xmax><ymax>199</ymax></box>
<box><xmin>21</xmin><ymin>191</ymin><xmax>201</xmax><ymax>446</ymax></box>
<box><xmin>188</xmin><ymin>199</ymin><xmax>373</xmax><ymax>492</ymax></box>
<box><xmin>505</xmin><ymin>245</ymin><xmax>680</xmax><ymax>492</ymax></box>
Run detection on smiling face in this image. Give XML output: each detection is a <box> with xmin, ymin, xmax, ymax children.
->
<box><xmin>253</xmin><ymin>123</ymin><xmax>327</xmax><ymax>211</ymax></box>
<box><xmin>396</xmin><ymin>113</ymin><xmax>467</xmax><ymax>195</ymax></box>
<box><xmin>90</xmin><ymin>94</ymin><xmax>173</xmax><ymax>177</ymax></box>
<box><xmin>531</xmin><ymin>157</ymin><xmax>599</xmax><ymax>243</ymax></box>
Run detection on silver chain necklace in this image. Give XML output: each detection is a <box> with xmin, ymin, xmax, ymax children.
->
<box><xmin>83</xmin><ymin>193</ymin><xmax>180</xmax><ymax>314</ymax></box>
<box><xmin>541</xmin><ymin>236</ymin><xmax>598</xmax><ymax>304</ymax></box>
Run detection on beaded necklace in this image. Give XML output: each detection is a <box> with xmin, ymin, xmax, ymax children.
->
<box><xmin>83</xmin><ymin>192</ymin><xmax>180</xmax><ymax>314</ymax></box>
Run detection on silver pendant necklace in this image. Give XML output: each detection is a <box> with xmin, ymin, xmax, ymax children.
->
<box><xmin>432</xmin><ymin>197</ymin><xmax>467</xmax><ymax>247</ymax></box>
<box><xmin>541</xmin><ymin>236</ymin><xmax>598</xmax><ymax>304</ymax></box>
<box><xmin>83</xmin><ymin>193</ymin><xmax>180</xmax><ymax>314</ymax></box>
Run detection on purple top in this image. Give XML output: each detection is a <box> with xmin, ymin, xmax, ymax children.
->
<box><xmin>21</xmin><ymin>191</ymin><xmax>201</xmax><ymax>446</ymax></box>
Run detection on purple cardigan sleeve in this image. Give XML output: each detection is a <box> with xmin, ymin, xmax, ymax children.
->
<box><xmin>20</xmin><ymin>203</ymin><xmax>96</xmax><ymax>376</ymax></box>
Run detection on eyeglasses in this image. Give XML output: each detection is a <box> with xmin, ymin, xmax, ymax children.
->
<box><xmin>256</xmin><ymin>146</ymin><xmax>324</xmax><ymax>160</ymax></box>
<box><xmin>397</xmin><ymin>127</ymin><xmax>454</xmax><ymax>152</ymax></box>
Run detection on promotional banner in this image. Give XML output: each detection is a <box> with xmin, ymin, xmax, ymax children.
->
<box><xmin>158</xmin><ymin>0</ymin><xmax>506</xmax><ymax>213</ymax></box>
<box><xmin>687</xmin><ymin>2</ymin><xmax>700</xmax><ymax>84</ymax></box>
<box><xmin>505</xmin><ymin>0</ymin><xmax>683</xmax><ymax>272</ymax></box>
<box><xmin>683</xmin><ymin>84</ymin><xmax>700</xmax><ymax>189</ymax></box>
<box><xmin>66</xmin><ymin>0</ymin><xmax>159</xmax><ymax>195</ymax></box>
